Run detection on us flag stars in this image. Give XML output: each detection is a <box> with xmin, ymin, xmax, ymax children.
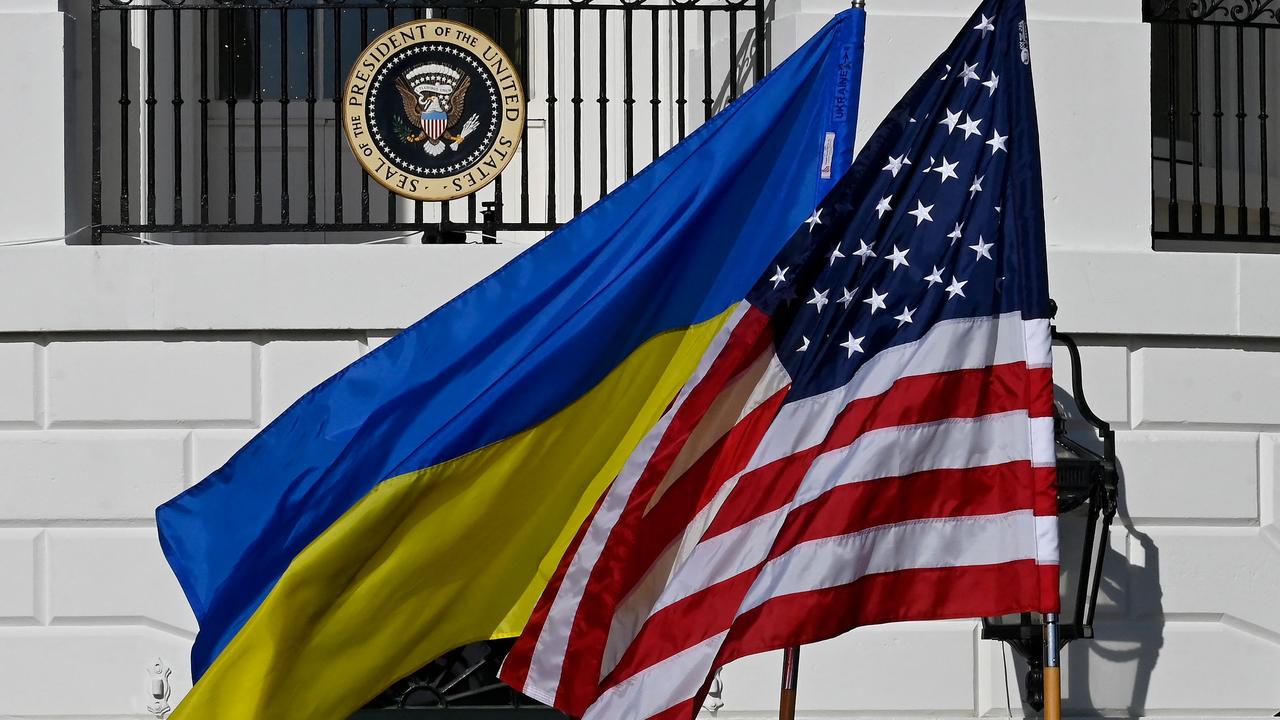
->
<box><xmin>743</xmin><ymin>4</ymin><xmax>1025</xmax><ymax>388</ymax></box>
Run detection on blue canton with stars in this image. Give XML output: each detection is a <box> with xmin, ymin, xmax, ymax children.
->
<box><xmin>746</xmin><ymin>0</ymin><xmax>1050</xmax><ymax>403</ymax></box>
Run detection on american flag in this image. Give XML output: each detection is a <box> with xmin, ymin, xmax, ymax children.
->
<box><xmin>500</xmin><ymin>1</ymin><xmax>1058</xmax><ymax>717</ymax></box>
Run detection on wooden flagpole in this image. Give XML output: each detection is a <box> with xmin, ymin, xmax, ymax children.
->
<box><xmin>1043</xmin><ymin>613</ymin><xmax>1062</xmax><ymax>720</ymax></box>
<box><xmin>778</xmin><ymin>646</ymin><xmax>801</xmax><ymax>720</ymax></box>
<box><xmin>775</xmin><ymin>4</ymin><xmax>864</xmax><ymax>720</ymax></box>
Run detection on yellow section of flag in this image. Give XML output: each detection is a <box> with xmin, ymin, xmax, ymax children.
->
<box><xmin>171</xmin><ymin>308</ymin><xmax>734</xmax><ymax>720</ymax></box>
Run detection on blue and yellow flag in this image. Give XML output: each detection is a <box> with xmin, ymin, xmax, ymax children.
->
<box><xmin>158</xmin><ymin>9</ymin><xmax>865</xmax><ymax>718</ymax></box>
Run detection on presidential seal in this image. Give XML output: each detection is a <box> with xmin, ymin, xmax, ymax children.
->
<box><xmin>343</xmin><ymin>20</ymin><xmax>526</xmax><ymax>202</ymax></box>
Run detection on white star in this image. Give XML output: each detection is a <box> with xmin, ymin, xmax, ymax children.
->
<box><xmin>828</xmin><ymin>244</ymin><xmax>845</xmax><ymax>266</ymax></box>
<box><xmin>853</xmin><ymin>239</ymin><xmax>877</xmax><ymax>264</ymax></box>
<box><xmin>970</xmin><ymin>235</ymin><xmax>995</xmax><ymax>261</ymax></box>
<box><xmin>806</xmin><ymin>208</ymin><xmax>823</xmax><ymax>231</ymax></box>
<box><xmin>958</xmin><ymin>61</ymin><xmax>981</xmax><ymax>86</ymax></box>
<box><xmin>970</xmin><ymin>175</ymin><xmax>985</xmax><ymax>199</ymax></box>
<box><xmin>987</xmin><ymin>130</ymin><xmax>1008</xmax><ymax>155</ymax></box>
<box><xmin>894</xmin><ymin>306</ymin><xmax>916</xmax><ymax>328</ymax></box>
<box><xmin>983</xmin><ymin>71</ymin><xmax>1001</xmax><ymax>96</ymax></box>
<box><xmin>925</xmin><ymin>265</ymin><xmax>945</xmax><ymax>287</ymax></box>
<box><xmin>940</xmin><ymin>64</ymin><xmax>952</xmax><ymax>81</ymax></box>
<box><xmin>959</xmin><ymin>114</ymin><xmax>983</xmax><ymax>140</ymax></box>
<box><xmin>883</xmin><ymin>154</ymin><xmax>909</xmax><ymax>177</ymax></box>
<box><xmin>807</xmin><ymin>288</ymin><xmax>830</xmax><ymax>314</ymax></box>
<box><xmin>945</xmin><ymin>276</ymin><xmax>968</xmax><ymax>299</ymax></box>
<box><xmin>797</xmin><ymin>336</ymin><xmax>810</xmax><ymax>353</ymax></box>
<box><xmin>932</xmin><ymin>157</ymin><xmax>960</xmax><ymax>184</ymax></box>
<box><xmin>974</xmin><ymin>14</ymin><xmax>995</xmax><ymax>35</ymax></box>
<box><xmin>948</xmin><ymin>222</ymin><xmax>964</xmax><ymax>244</ymax></box>
<box><xmin>769</xmin><ymin>265</ymin><xmax>789</xmax><ymax>289</ymax></box>
<box><xmin>875</xmin><ymin>195</ymin><xmax>893</xmax><ymax>219</ymax></box>
<box><xmin>907</xmin><ymin>200</ymin><xmax>935</xmax><ymax>226</ymax></box>
<box><xmin>840</xmin><ymin>333</ymin><xmax>865</xmax><ymax>358</ymax></box>
<box><xmin>886</xmin><ymin>244</ymin><xmax>911</xmax><ymax>271</ymax></box>
<box><xmin>939</xmin><ymin>108</ymin><xmax>963</xmax><ymax>134</ymax></box>
<box><xmin>838</xmin><ymin>286</ymin><xmax>857</xmax><ymax>308</ymax></box>
<box><xmin>922</xmin><ymin>156</ymin><xmax>936</xmax><ymax>174</ymax></box>
<box><xmin>863</xmin><ymin>288</ymin><xmax>888</xmax><ymax>314</ymax></box>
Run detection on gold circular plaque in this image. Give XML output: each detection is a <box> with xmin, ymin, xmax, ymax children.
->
<box><xmin>342</xmin><ymin>20</ymin><xmax>526</xmax><ymax>202</ymax></box>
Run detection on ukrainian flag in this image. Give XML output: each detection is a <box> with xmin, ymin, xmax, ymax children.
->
<box><xmin>158</xmin><ymin>9</ymin><xmax>865</xmax><ymax>718</ymax></box>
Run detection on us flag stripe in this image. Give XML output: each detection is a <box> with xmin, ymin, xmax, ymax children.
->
<box><xmin>603</xmin><ymin>467</ymin><xmax>1052</xmax><ymax>686</ymax></box>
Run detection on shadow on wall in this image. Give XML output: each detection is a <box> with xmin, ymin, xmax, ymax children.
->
<box><xmin>1061</xmin><ymin>480</ymin><xmax>1164</xmax><ymax>717</ymax></box>
<box><xmin>1004</xmin><ymin>386</ymin><xmax>1164</xmax><ymax>717</ymax></box>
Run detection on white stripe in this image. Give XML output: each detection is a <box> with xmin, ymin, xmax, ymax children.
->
<box><xmin>1022</xmin><ymin>318</ymin><xmax>1052</xmax><ymax>369</ymax></box>
<box><xmin>794</xmin><ymin>410</ymin><xmax>1036</xmax><ymax>508</ymax></box>
<box><xmin>641</xmin><ymin>348</ymin><xmax>788</xmax><ymax>516</ymax></box>
<box><xmin>519</xmin><ymin>302</ymin><xmax>749</xmax><ymax>697</ymax></box>
<box><xmin>585</xmin><ymin>511</ymin><xmax>1040</xmax><ymax>720</ymax></box>
<box><xmin>739</xmin><ymin>509</ymin><xmax>1040</xmax><ymax>613</ymax></box>
<box><xmin>1030</xmin><ymin>416</ymin><xmax>1055</xmax><ymax>467</ymax></box>
<box><xmin>646</xmin><ymin>411</ymin><xmax>1036</xmax><ymax>618</ymax></box>
<box><xmin>1035</xmin><ymin>514</ymin><xmax>1060</xmax><ymax>565</ymax></box>
<box><xmin>583</xmin><ymin>631</ymin><xmax>729</xmax><ymax>720</ymax></box>
<box><xmin>745</xmin><ymin>313</ymin><xmax>1035</xmax><ymax>474</ymax></box>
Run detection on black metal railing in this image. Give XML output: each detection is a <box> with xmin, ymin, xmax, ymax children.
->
<box><xmin>89</xmin><ymin>0</ymin><xmax>767</xmax><ymax>244</ymax></box>
<box><xmin>1146</xmin><ymin>0</ymin><xmax>1279</xmax><ymax>243</ymax></box>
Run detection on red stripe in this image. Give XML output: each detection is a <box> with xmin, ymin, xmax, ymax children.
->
<box><xmin>714</xmin><ymin>560</ymin><xmax>1052</xmax><ymax>671</ymax></box>
<box><xmin>1038</xmin><ymin>562</ymin><xmax>1061</xmax><ymax>612</ymax></box>
<box><xmin>705</xmin><ymin>363</ymin><xmax>1050</xmax><ymax>539</ymax></box>
<box><xmin>769</xmin><ymin>464</ymin><xmax>1056</xmax><ymax>560</ymax></box>
<box><xmin>553</xmin><ymin>307</ymin><xmax>777</xmax><ymax>712</ymax></box>
<box><xmin>601</xmin><ymin>464</ymin><xmax>1045</xmax><ymax>688</ymax></box>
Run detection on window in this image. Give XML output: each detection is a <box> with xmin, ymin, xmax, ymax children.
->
<box><xmin>1146</xmin><ymin>0</ymin><xmax>1279</xmax><ymax>244</ymax></box>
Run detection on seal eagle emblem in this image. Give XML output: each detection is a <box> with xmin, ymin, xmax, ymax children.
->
<box><xmin>343</xmin><ymin>20</ymin><xmax>526</xmax><ymax>202</ymax></box>
<box><xmin>394</xmin><ymin>64</ymin><xmax>480</xmax><ymax>156</ymax></box>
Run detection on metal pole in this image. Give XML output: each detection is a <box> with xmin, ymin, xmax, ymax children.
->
<box><xmin>779</xmin><ymin>646</ymin><xmax>801</xmax><ymax>720</ymax></box>
<box><xmin>1043</xmin><ymin>613</ymin><xmax>1062</xmax><ymax>720</ymax></box>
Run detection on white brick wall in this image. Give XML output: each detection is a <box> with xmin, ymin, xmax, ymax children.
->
<box><xmin>0</xmin><ymin>528</ymin><xmax>39</xmax><ymax>621</ymax></box>
<box><xmin>1134</xmin><ymin>348</ymin><xmax>1280</xmax><ymax>427</ymax></box>
<box><xmin>0</xmin><ymin>432</ymin><xmax>187</xmax><ymax>521</ymax></box>
<box><xmin>0</xmin><ymin>343</ymin><xmax>37</xmax><ymax>425</ymax></box>
<box><xmin>47</xmin><ymin>342</ymin><xmax>256</xmax><ymax>426</ymax></box>
<box><xmin>0</xmin><ymin>1</ymin><xmax>1277</xmax><ymax>718</ymax></box>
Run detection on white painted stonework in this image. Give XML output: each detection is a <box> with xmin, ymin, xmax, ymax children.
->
<box><xmin>1</xmin><ymin>0</ymin><xmax>1278</xmax><ymax>718</ymax></box>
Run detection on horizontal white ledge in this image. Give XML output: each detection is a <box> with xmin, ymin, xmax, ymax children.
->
<box><xmin>0</xmin><ymin>244</ymin><xmax>1273</xmax><ymax>336</ymax></box>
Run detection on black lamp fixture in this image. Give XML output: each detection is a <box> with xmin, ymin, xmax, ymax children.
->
<box><xmin>981</xmin><ymin>306</ymin><xmax>1120</xmax><ymax>711</ymax></box>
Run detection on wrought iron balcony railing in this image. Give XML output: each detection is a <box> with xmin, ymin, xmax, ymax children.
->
<box><xmin>1145</xmin><ymin>0</ymin><xmax>1279</xmax><ymax>244</ymax></box>
<box><xmin>89</xmin><ymin>0</ymin><xmax>768</xmax><ymax>244</ymax></box>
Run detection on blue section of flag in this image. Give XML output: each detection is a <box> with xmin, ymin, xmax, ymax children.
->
<box><xmin>159</xmin><ymin>10</ymin><xmax>866</xmax><ymax>681</ymax></box>
<box><xmin>747</xmin><ymin>0</ymin><xmax>1048</xmax><ymax>401</ymax></box>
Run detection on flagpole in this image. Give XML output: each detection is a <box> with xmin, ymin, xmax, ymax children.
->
<box><xmin>1043</xmin><ymin>613</ymin><xmax>1062</xmax><ymax>720</ymax></box>
<box><xmin>778</xmin><ymin>3</ymin><xmax>862</xmax><ymax>720</ymax></box>
<box><xmin>778</xmin><ymin>646</ymin><xmax>801</xmax><ymax>720</ymax></box>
